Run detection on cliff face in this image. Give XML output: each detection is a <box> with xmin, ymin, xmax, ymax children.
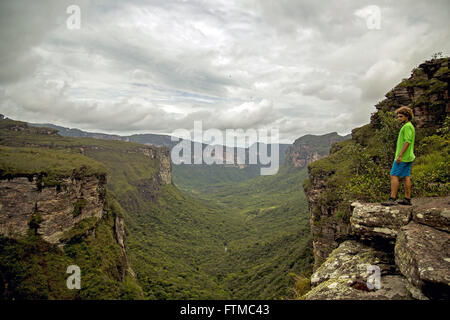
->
<box><xmin>0</xmin><ymin>118</ymin><xmax>172</xmax><ymax>298</ymax></box>
<box><xmin>373</xmin><ymin>58</ymin><xmax>449</xmax><ymax>129</ymax></box>
<box><xmin>304</xmin><ymin>197</ymin><xmax>449</xmax><ymax>300</ymax></box>
<box><xmin>0</xmin><ymin>174</ymin><xmax>105</xmax><ymax>244</ymax></box>
<box><xmin>304</xmin><ymin>57</ymin><xmax>449</xmax><ymax>271</ymax></box>
<box><xmin>307</xmin><ymin>172</ymin><xmax>351</xmax><ymax>269</ymax></box>
<box><xmin>285</xmin><ymin>132</ymin><xmax>350</xmax><ymax>168</ymax></box>
<box><xmin>157</xmin><ymin>147</ymin><xmax>172</xmax><ymax>185</ymax></box>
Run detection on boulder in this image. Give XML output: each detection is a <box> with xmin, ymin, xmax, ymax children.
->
<box><xmin>305</xmin><ymin>240</ymin><xmax>412</xmax><ymax>300</ymax></box>
<box><xmin>310</xmin><ymin>240</ymin><xmax>394</xmax><ymax>287</ymax></box>
<box><xmin>412</xmin><ymin>196</ymin><xmax>450</xmax><ymax>233</ymax></box>
<box><xmin>395</xmin><ymin>222</ymin><xmax>450</xmax><ymax>299</ymax></box>
<box><xmin>305</xmin><ymin>275</ymin><xmax>413</xmax><ymax>300</ymax></box>
<box><xmin>350</xmin><ymin>202</ymin><xmax>412</xmax><ymax>240</ymax></box>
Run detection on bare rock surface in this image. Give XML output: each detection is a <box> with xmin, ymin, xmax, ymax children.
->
<box><xmin>351</xmin><ymin>202</ymin><xmax>412</xmax><ymax>240</ymax></box>
<box><xmin>395</xmin><ymin>221</ymin><xmax>450</xmax><ymax>299</ymax></box>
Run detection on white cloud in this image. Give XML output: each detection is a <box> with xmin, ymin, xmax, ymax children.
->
<box><xmin>0</xmin><ymin>0</ymin><xmax>449</xmax><ymax>144</ymax></box>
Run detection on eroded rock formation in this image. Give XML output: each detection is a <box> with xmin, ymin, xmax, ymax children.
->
<box><xmin>305</xmin><ymin>58</ymin><xmax>449</xmax><ymax>271</ymax></box>
<box><xmin>305</xmin><ymin>196</ymin><xmax>450</xmax><ymax>300</ymax></box>
<box><xmin>0</xmin><ymin>174</ymin><xmax>106</xmax><ymax>244</ymax></box>
<box><xmin>285</xmin><ymin>132</ymin><xmax>350</xmax><ymax>168</ymax></box>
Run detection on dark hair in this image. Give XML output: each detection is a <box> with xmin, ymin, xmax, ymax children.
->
<box><xmin>395</xmin><ymin>106</ymin><xmax>414</xmax><ymax>120</ymax></box>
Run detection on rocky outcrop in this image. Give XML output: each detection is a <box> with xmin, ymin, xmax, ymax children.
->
<box><xmin>305</xmin><ymin>241</ymin><xmax>411</xmax><ymax>300</ymax></box>
<box><xmin>373</xmin><ymin>57</ymin><xmax>449</xmax><ymax>129</ymax></box>
<box><xmin>395</xmin><ymin>222</ymin><xmax>450</xmax><ymax>299</ymax></box>
<box><xmin>304</xmin><ymin>196</ymin><xmax>450</xmax><ymax>300</ymax></box>
<box><xmin>0</xmin><ymin>174</ymin><xmax>106</xmax><ymax>244</ymax></box>
<box><xmin>157</xmin><ymin>146</ymin><xmax>172</xmax><ymax>184</ymax></box>
<box><xmin>305</xmin><ymin>58</ymin><xmax>449</xmax><ymax>272</ymax></box>
<box><xmin>306</xmin><ymin>171</ymin><xmax>351</xmax><ymax>269</ymax></box>
<box><xmin>411</xmin><ymin>197</ymin><xmax>450</xmax><ymax>233</ymax></box>
<box><xmin>350</xmin><ymin>202</ymin><xmax>412</xmax><ymax>240</ymax></box>
<box><xmin>285</xmin><ymin>132</ymin><xmax>350</xmax><ymax>168</ymax></box>
<box><xmin>309</xmin><ymin>240</ymin><xmax>395</xmax><ymax>287</ymax></box>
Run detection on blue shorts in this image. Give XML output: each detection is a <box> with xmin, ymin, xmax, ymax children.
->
<box><xmin>390</xmin><ymin>160</ymin><xmax>413</xmax><ymax>178</ymax></box>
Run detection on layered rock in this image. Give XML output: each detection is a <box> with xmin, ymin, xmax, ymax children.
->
<box><xmin>157</xmin><ymin>146</ymin><xmax>172</xmax><ymax>184</ymax></box>
<box><xmin>350</xmin><ymin>202</ymin><xmax>412</xmax><ymax>240</ymax></box>
<box><xmin>285</xmin><ymin>132</ymin><xmax>350</xmax><ymax>168</ymax></box>
<box><xmin>372</xmin><ymin>57</ymin><xmax>449</xmax><ymax>129</ymax></box>
<box><xmin>411</xmin><ymin>197</ymin><xmax>450</xmax><ymax>233</ymax></box>
<box><xmin>395</xmin><ymin>222</ymin><xmax>450</xmax><ymax>299</ymax></box>
<box><xmin>0</xmin><ymin>174</ymin><xmax>106</xmax><ymax>244</ymax></box>
<box><xmin>305</xmin><ymin>240</ymin><xmax>411</xmax><ymax>300</ymax></box>
<box><xmin>305</xmin><ymin>58</ymin><xmax>449</xmax><ymax>271</ymax></box>
<box><xmin>306</xmin><ymin>171</ymin><xmax>351</xmax><ymax>269</ymax></box>
<box><xmin>304</xmin><ymin>196</ymin><xmax>450</xmax><ymax>300</ymax></box>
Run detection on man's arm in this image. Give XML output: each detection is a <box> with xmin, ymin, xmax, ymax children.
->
<box><xmin>396</xmin><ymin>142</ymin><xmax>410</xmax><ymax>164</ymax></box>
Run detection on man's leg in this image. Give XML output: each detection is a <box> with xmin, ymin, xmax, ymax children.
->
<box><xmin>397</xmin><ymin>176</ymin><xmax>412</xmax><ymax>205</ymax></box>
<box><xmin>390</xmin><ymin>175</ymin><xmax>400</xmax><ymax>199</ymax></box>
<box><xmin>382</xmin><ymin>175</ymin><xmax>400</xmax><ymax>206</ymax></box>
<box><xmin>403</xmin><ymin>176</ymin><xmax>411</xmax><ymax>198</ymax></box>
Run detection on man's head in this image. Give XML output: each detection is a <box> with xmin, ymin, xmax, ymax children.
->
<box><xmin>395</xmin><ymin>106</ymin><xmax>414</xmax><ymax>123</ymax></box>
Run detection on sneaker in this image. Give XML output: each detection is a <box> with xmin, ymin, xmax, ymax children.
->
<box><xmin>381</xmin><ymin>197</ymin><xmax>397</xmax><ymax>206</ymax></box>
<box><xmin>397</xmin><ymin>198</ymin><xmax>412</xmax><ymax>205</ymax></box>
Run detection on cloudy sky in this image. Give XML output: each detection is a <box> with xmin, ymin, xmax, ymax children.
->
<box><xmin>0</xmin><ymin>0</ymin><xmax>449</xmax><ymax>145</ymax></box>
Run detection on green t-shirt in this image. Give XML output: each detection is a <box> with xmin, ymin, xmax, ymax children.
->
<box><xmin>395</xmin><ymin>121</ymin><xmax>415</xmax><ymax>162</ymax></box>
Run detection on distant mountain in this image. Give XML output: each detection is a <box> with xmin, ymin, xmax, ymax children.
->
<box><xmin>284</xmin><ymin>132</ymin><xmax>351</xmax><ymax>168</ymax></box>
<box><xmin>29</xmin><ymin>122</ymin><xmax>291</xmax><ymax>183</ymax></box>
<box><xmin>1</xmin><ymin>115</ymin><xmax>312</xmax><ymax>300</ymax></box>
<box><xmin>29</xmin><ymin>123</ymin><xmax>175</xmax><ymax>147</ymax></box>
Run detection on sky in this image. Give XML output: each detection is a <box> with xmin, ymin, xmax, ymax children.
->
<box><xmin>0</xmin><ymin>0</ymin><xmax>449</xmax><ymax>145</ymax></box>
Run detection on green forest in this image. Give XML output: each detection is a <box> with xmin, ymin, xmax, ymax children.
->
<box><xmin>0</xmin><ymin>119</ymin><xmax>313</xmax><ymax>299</ymax></box>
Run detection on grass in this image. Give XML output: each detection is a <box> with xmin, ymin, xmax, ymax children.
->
<box><xmin>0</xmin><ymin>118</ymin><xmax>312</xmax><ymax>299</ymax></box>
<box><xmin>0</xmin><ymin>146</ymin><xmax>106</xmax><ymax>182</ymax></box>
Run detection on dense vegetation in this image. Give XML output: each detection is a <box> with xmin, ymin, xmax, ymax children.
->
<box><xmin>175</xmin><ymin>164</ymin><xmax>313</xmax><ymax>299</ymax></box>
<box><xmin>303</xmin><ymin>57</ymin><xmax>449</xmax><ymax>245</ymax></box>
<box><xmin>172</xmin><ymin>163</ymin><xmax>261</xmax><ymax>190</ymax></box>
<box><xmin>0</xmin><ymin>120</ymin><xmax>313</xmax><ymax>299</ymax></box>
<box><xmin>0</xmin><ymin>203</ymin><xmax>143</xmax><ymax>299</ymax></box>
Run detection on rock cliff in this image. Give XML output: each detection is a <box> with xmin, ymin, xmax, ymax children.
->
<box><xmin>157</xmin><ymin>146</ymin><xmax>172</xmax><ymax>185</ymax></box>
<box><xmin>0</xmin><ymin>174</ymin><xmax>105</xmax><ymax>244</ymax></box>
<box><xmin>304</xmin><ymin>57</ymin><xmax>449</xmax><ymax>270</ymax></box>
<box><xmin>285</xmin><ymin>132</ymin><xmax>350</xmax><ymax>168</ymax></box>
<box><xmin>304</xmin><ymin>197</ymin><xmax>449</xmax><ymax>299</ymax></box>
<box><xmin>373</xmin><ymin>58</ymin><xmax>449</xmax><ymax>129</ymax></box>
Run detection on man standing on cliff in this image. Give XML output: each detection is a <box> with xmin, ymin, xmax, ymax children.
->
<box><xmin>381</xmin><ymin>106</ymin><xmax>415</xmax><ymax>206</ymax></box>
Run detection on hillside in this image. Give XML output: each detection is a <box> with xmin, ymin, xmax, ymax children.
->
<box><xmin>0</xmin><ymin>118</ymin><xmax>232</xmax><ymax>298</ymax></box>
<box><xmin>29</xmin><ymin>122</ymin><xmax>291</xmax><ymax>188</ymax></box>
<box><xmin>178</xmin><ymin>164</ymin><xmax>314</xmax><ymax>299</ymax></box>
<box><xmin>0</xmin><ymin>116</ymin><xmax>315</xmax><ymax>299</ymax></box>
<box><xmin>0</xmin><ymin>121</ymin><xmax>142</xmax><ymax>299</ymax></box>
<box><xmin>300</xmin><ymin>57</ymin><xmax>449</xmax><ymax>299</ymax></box>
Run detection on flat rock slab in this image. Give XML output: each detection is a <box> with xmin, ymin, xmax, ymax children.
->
<box><xmin>412</xmin><ymin>196</ymin><xmax>450</xmax><ymax>233</ymax></box>
<box><xmin>310</xmin><ymin>240</ymin><xmax>394</xmax><ymax>287</ymax></box>
<box><xmin>305</xmin><ymin>275</ymin><xmax>413</xmax><ymax>300</ymax></box>
<box><xmin>351</xmin><ymin>202</ymin><xmax>412</xmax><ymax>240</ymax></box>
<box><xmin>395</xmin><ymin>221</ymin><xmax>450</xmax><ymax>299</ymax></box>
